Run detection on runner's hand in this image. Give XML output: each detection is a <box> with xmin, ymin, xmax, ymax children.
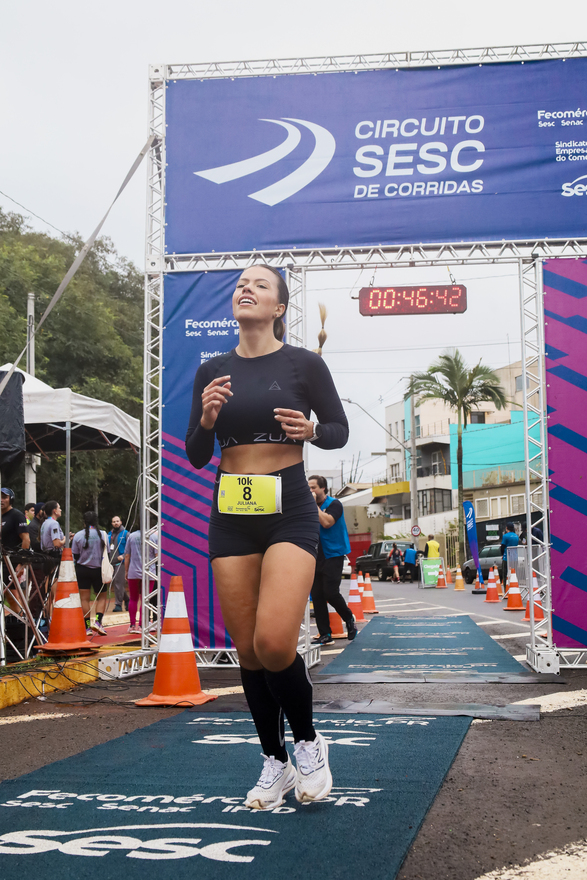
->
<box><xmin>200</xmin><ymin>375</ymin><xmax>232</xmax><ymax>430</ymax></box>
<box><xmin>274</xmin><ymin>408</ymin><xmax>313</xmax><ymax>440</ymax></box>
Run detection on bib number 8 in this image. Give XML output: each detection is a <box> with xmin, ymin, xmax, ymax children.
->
<box><xmin>243</xmin><ymin>486</ymin><xmax>252</xmax><ymax>501</ymax></box>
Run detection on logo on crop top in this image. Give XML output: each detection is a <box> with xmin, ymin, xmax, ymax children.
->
<box><xmin>194</xmin><ymin>118</ymin><xmax>336</xmax><ymax>206</ymax></box>
<box><xmin>268</xmin><ymin>381</ymin><xmax>281</xmax><ymax>391</ymax></box>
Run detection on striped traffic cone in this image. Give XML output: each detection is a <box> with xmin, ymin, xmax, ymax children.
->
<box><xmin>329</xmin><ymin>610</ymin><xmax>347</xmax><ymax>638</ymax></box>
<box><xmin>348</xmin><ymin>572</ymin><xmax>366</xmax><ymax>623</ymax></box>
<box><xmin>436</xmin><ymin>564</ymin><xmax>447</xmax><ymax>589</ymax></box>
<box><xmin>472</xmin><ymin>570</ymin><xmax>486</xmax><ymax>594</ymax></box>
<box><xmin>136</xmin><ymin>575</ymin><xmax>217</xmax><ymax>706</ymax></box>
<box><xmin>454</xmin><ymin>564</ymin><xmax>465</xmax><ymax>591</ymax></box>
<box><xmin>523</xmin><ymin>577</ymin><xmax>546</xmax><ymax>622</ymax></box>
<box><xmin>357</xmin><ymin>571</ymin><xmax>365</xmax><ymax>599</ymax></box>
<box><xmin>361</xmin><ymin>573</ymin><xmax>379</xmax><ymax>613</ymax></box>
<box><xmin>494</xmin><ymin>566</ymin><xmax>504</xmax><ymax>598</ymax></box>
<box><xmin>39</xmin><ymin>549</ymin><xmax>96</xmax><ymax>654</ymax></box>
<box><xmin>504</xmin><ymin>569</ymin><xmax>524</xmax><ymax>611</ymax></box>
<box><xmin>484</xmin><ymin>567</ymin><xmax>500</xmax><ymax>603</ymax></box>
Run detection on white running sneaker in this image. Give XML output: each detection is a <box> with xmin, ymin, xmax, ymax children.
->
<box><xmin>244</xmin><ymin>754</ymin><xmax>296</xmax><ymax>811</ymax></box>
<box><xmin>294</xmin><ymin>732</ymin><xmax>333</xmax><ymax>803</ymax></box>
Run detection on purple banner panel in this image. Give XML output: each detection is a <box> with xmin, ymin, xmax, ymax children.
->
<box><xmin>544</xmin><ymin>258</ymin><xmax>587</xmax><ymax>649</ymax></box>
<box><xmin>161</xmin><ymin>272</ymin><xmax>241</xmax><ymax>650</ymax></box>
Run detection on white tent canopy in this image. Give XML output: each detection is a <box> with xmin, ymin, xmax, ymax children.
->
<box><xmin>1</xmin><ymin>364</ymin><xmax>140</xmax><ymax>451</ymax></box>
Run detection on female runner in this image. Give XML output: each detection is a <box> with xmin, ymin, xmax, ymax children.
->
<box><xmin>185</xmin><ymin>265</ymin><xmax>348</xmax><ymax>811</ymax></box>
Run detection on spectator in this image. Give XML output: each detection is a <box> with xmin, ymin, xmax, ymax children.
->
<box><xmin>108</xmin><ymin>515</ymin><xmax>129</xmax><ymax>613</ymax></box>
<box><xmin>40</xmin><ymin>501</ymin><xmax>65</xmax><ymax>552</ymax></box>
<box><xmin>27</xmin><ymin>502</ymin><xmax>46</xmax><ymax>553</ymax></box>
<box><xmin>1</xmin><ymin>488</ymin><xmax>30</xmax><ymax>614</ymax></box>
<box><xmin>307</xmin><ymin>475</ymin><xmax>357</xmax><ymax>646</ymax></box>
<box><xmin>501</xmin><ymin>523</ymin><xmax>519</xmax><ymax>586</ymax></box>
<box><xmin>71</xmin><ymin>511</ymin><xmax>109</xmax><ymax>636</ymax></box>
<box><xmin>531</xmin><ymin>524</ymin><xmax>544</xmax><ymax>543</ymax></box>
<box><xmin>24</xmin><ymin>502</ymin><xmax>35</xmax><ymax>524</ymax></box>
<box><xmin>125</xmin><ymin>529</ymin><xmax>147</xmax><ymax>634</ymax></box>
<box><xmin>1</xmin><ymin>488</ymin><xmax>30</xmax><ymax>552</ymax></box>
<box><xmin>424</xmin><ymin>534</ymin><xmax>440</xmax><ymax>558</ymax></box>
<box><xmin>403</xmin><ymin>543</ymin><xmax>418</xmax><ymax>582</ymax></box>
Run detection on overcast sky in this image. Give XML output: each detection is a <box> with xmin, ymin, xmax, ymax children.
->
<box><xmin>2</xmin><ymin>1</ymin><xmax>580</xmax><ymax>480</ymax></box>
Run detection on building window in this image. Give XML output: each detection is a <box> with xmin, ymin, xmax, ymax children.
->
<box><xmin>511</xmin><ymin>494</ymin><xmax>525</xmax><ymax>515</ymax></box>
<box><xmin>415</xmin><ymin>414</ymin><xmax>421</xmax><ymax>438</ymax></box>
<box><xmin>390</xmin><ymin>463</ymin><xmax>400</xmax><ymax>480</ymax></box>
<box><xmin>490</xmin><ymin>496</ymin><xmax>508</xmax><ymax>518</ymax></box>
<box><xmin>515</xmin><ymin>375</ymin><xmax>530</xmax><ymax>393</ymax></box>
<box><xmin>395</xmin><ymin>421</ymin><xmax>399</xmax><ymax>438</ymax></box>
<box><xmin>470</xmin><ymin>412</ymin><xmax>486</xmax><ymax>424</ymax></box>
<box><xmin>476</xmin><ymin>498</ymin><xmax>490</xmax><ymax>519</ymax></box>
<box><xmin>401</xmin><ymin>420</ymin><xmax>405</xmax><ymax>440</ymax></box>
<box><xmin>431</xmin><ymin>450</ymin><xmax>445</xmax><ymax>475</ymax></box>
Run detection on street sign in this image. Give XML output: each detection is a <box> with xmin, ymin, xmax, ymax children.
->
<box><xmin>411</xmin><ymin>525</ymin><xmax>422</xmax><ymax>537</ymax></box>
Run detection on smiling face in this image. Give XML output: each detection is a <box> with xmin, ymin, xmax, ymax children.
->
<box><xmin>232</xmin><ymin>267</ymin><xmax>285</xmax><ymax>327</ymax></box>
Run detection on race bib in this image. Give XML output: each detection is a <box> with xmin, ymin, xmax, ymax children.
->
<box><xmin>218</xmin><ymin>474</ymin><xmax>282</xmax><ymax>515</ymax></box>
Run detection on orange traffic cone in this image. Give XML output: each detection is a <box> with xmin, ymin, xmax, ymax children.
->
<box><xmin>504</xmin><ymin>569</ymin><xmax>524</xmax><ymax>611</ymax></box>
<box><xmin>494</xmin><ymin>566</ymin><xmax>504</xmax><ymax>598</ymax></box>
<box><xmin>39</xmin><ymin>549</ymin><xmax>96</xmax><ymax>654</ymax></box>
<box><xmin>454</xmin><ymin>564</ymin><xmax>465</xmax><ymax>591</ymax></box>
<box><xmin>446</xmin><ymin>567</ymin><xmax>453</xmax><ymax>585</ymax></box>
<box><xmin>523</xmin><ymin>577</ymin><xmax>546</xmax><ymax>622</ymax></box>
<box><xmin>472</xmin><ymin>569</ymin><xmax>486</xmax><ymax>594</ymax></box>
<box><xmin>329</xmin><ymin>610</ymin><xmax>347</xmax><ymax>638</ymax></box>
<box><xmin>361</xmin><ymin>573</ymin><xmax>379</xmax><ymax>613</ymax></box>
<box><xmin>348</xmin><ymin>572</ymin><xmax>366</xmax><ymax>623</ymax></box>
<box><xmin>484</xmin><ymin>568</ymin><xmax>500</xmax><ymax>603</ymax></box>
<box><xmin>357</xmin><ymin>571</ymin><xmax>365</xmax><ymax>599</ymax></box>
<box><xmin>436</xmin><ymin>564</ymin><xmax>447</xmax><ymax>589</ymax></box>
<box><xmin>136</xmin><ymin>576</ymin><xmax>217</xmax><ymax>706</ymax></box>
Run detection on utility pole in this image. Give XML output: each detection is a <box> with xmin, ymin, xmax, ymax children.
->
<box><xmin>24</xmin><ymin>293</ymin><xmax>37</xmax><ymax>504</ymax></box>
<box><xmin>409</xmin><ymin>381</ymin><xmax>419</xmax><ymax>529</ymax></box>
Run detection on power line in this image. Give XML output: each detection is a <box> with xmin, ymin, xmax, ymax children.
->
<box><xmin>0</xmin><ymin>188</ymin><xmax>72</xmax><ymax>239</ymax></box>
<box><xmin>325</xmin><ymin>340</ymin><xmax>520</xmax><ymax>355</ymax></box>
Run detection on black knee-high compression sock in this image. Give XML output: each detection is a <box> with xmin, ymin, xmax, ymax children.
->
<box><xmin>264</xmin><ymin>654</ymin><xmax>316</xmax><ymax>744</ymax></box>
<box><xmin>239</xmin><ymin>666</ymin><xmax>287</xmax><ymax>763</ymax></box>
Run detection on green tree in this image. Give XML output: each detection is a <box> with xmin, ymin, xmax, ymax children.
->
<box><xmin>407</xmin><ymin>349</ymin><xmax>507</xmax><ymax>565</ymax></box>
<box><xmin>0</xmin><ymin>208</ymin><xmax>143</xmax><ymax>530</ymax></box>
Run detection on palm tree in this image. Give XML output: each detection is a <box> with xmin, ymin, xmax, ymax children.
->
<box><xmin>407</xmin><ymin>350</ymin><xmax>507</xmax><ymax>565</ymax></box>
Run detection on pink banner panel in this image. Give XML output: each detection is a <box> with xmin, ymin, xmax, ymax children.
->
<box><xmin>544</xmin><ymin>258</ymin><xmax>587</xmax><ymax>648</ymax></box>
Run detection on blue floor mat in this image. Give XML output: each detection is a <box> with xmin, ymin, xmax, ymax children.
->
<box><xmin>0</xmin><ymin>711</ymin><xmax>470</xmax><ymax>880</ymax></box>
<box><xmin>319</xmin><ymin>615</ymin><xmax>528</xmax><ymax>677</ymax></box>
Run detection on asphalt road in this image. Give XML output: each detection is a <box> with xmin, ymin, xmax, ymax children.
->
<box><xmin>1</xmin><ymin>578</ymin><xmax>586</xmax><ymax>879</ymax></box>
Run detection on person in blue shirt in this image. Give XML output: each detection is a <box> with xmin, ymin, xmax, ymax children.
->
<box><xmin>108</xmin><ymin>515</ymin><xmax>129</xmax><ymax>612</ymax></box>
<box><xmin>308</xmin><ymin>475</ymin><xmax>357</xmax><ymax>646</ymax></box>
<box><xmin>403</xmin><ymin>544</ymin><xmax>418</xmax><ymax>583</ymax></box>
<box><xmin>501</xmin><ymin>523</ymin><xmax>519</xmax><ymax>585</ymax></box>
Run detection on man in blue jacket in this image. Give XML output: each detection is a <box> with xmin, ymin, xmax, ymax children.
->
<box><xmin>500</xmin><ymin>523</ymin><xmax>519</xmax><ymax>587</ymax></box>
<box><xmin>308</xmin><ymin>475</ymin><xmax>357</xmax><ymax>646</ymax></box>
<box><xmin>108</xmin><ymin>515</ymin><xmax>129</xmax><ymax>612</ymax></box>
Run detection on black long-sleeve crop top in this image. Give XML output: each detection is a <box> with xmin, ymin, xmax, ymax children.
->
<box><xmin>185</xmin><ymin>344</ymin><xmax>349</xmax><ymax>469</ymax></box>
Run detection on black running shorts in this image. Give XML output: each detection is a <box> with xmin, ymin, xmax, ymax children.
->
<box><xmin>209</xmin><ymin>462</ymin><xmax>319</xmax><ymax>561</ymax></box>
<box><xmin>75</xmin><ymin>563</ymin><xmax>103</xmax><ymax>592</ymax></box>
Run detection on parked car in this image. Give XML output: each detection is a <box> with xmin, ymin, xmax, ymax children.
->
<box><xmin>342</xmin><ymin>555</ymin><xmax>351</xmax><ymax>578</ymax></box>
<box><xmin>462</xmin><ymin>544</ymin><xmax>503</xmax><ymax>584</ymax></box>
<box><xmin>355</xmin><ymin>540</ymin><xmax>414</xmax><ymax>581</ymax></box>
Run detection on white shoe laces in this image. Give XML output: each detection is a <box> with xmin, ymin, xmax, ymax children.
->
<box><xmin>257</xmin><ymin>754</ymin><xmax>287</xmax><ymax>787</ymax></box>
<box><xmin>294</xmin><ymin>738</ymin><xmax>321</xmax><ymax>774</ymax></box>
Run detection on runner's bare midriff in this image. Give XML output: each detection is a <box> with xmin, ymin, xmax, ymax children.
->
<box><xmin>220</xmin><ymin>444</ymin><xmax>303</xmax><ymax>475</ymax></box>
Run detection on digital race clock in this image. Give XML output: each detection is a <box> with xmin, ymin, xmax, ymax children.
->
<box><xmin>358</xmin><ymin>285</ymin><xmax>467</xmax><ymax>316</ymax></box>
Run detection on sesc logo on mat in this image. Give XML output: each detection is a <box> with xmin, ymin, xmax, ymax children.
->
<box><xmin>194</xmin><ymin>118</ymin><xmax>336</xmax><ymax>206</ymax></box>
<box><xmin>0</xmin><ymin>822</ymin><xmax>276</xmax><ymax>862</ymax></box>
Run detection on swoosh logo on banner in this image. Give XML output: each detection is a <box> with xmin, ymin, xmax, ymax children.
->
<box><xmin>195</xmin><ymin>119</ymin><xmax>301</xmax><ymax>183</ymax></box>
<box><xmin>194</xmin><ymin>118</ymin><xmax>336</xmax><ymax>205</ymax></box>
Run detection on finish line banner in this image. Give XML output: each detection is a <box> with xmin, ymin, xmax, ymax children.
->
<box><xmin>165</xmin><ymin>58</ymin><xmax>587</xmax><ymax>253</ymax></box>
<box><xmin>161</xmin><ymin>271</ymin><xmax>240</xmax><ymax>649</ymax></box>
